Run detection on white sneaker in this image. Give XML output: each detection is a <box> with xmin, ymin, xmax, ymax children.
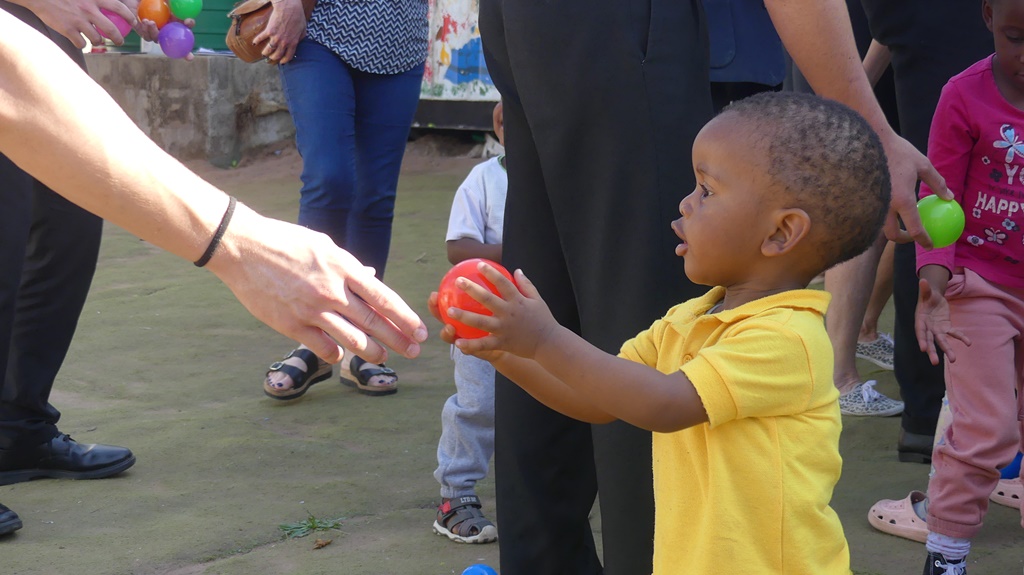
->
<box><xmin>856</xmin><ymin>332</ymin><xmax>895</xmax><ymax>370</ymax></box>
<box><xmin>839</xmin><ymin>380</ymin><xmax>904</xmax><ymax>417</ymax></box>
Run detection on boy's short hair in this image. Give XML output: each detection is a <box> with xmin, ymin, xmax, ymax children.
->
<box><xmin>721</xmin><ymin>92</ymin><xmax>891</xmax><ymax>270</ymax></box>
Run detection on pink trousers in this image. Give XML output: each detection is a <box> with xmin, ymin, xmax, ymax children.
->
<box><xmin>927</xmin><ymin>268</ymin><xmax>1024</xmax><ymax>539</ymax></box>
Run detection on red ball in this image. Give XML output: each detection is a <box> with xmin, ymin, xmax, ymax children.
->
<box><xmin>438</xmin><ymin>258</ymin><xmax>515</xmax><ymax>339</ymax></box>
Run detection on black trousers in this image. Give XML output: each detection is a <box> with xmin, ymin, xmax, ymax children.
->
<box><xmin>479</xmin><ymin>1</ymin><xmax>712</xmax><ymax>573</ymax></box>
<box><xmin>0</xmin><ymin>4</ymin><xmax>103</xmax><ymax>448</ymax></box>
<box><xmin>860</xmin><ymin>0</ymin><xmax>992</xmax><ymax>436</ymax></box>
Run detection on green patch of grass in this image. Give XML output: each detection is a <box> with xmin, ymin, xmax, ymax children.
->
<box><xmin>278</xmin><ymin>514</ymin><xmax>346</xmax><ymax>539</ymax></box>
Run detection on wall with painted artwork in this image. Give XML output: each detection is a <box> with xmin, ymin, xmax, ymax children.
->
<box><xmin>422</xmin><ymin>0</ymin><xmax>499</xmax><ymax>101</ymax></box>
<box><xmin>415</xmin><ymin>0</ymin><xmax>500</xmax><ymax>129</ymax></box>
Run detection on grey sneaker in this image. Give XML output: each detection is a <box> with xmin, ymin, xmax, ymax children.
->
<box><xmin>839</xmin><ymin>380</ymin><xmax>904</xmax><ymax>417</ymax></box>
<box><xmin>856</xmin><ymin>332</ymin><xmax>895</xmax><ymax>370</ymax></box>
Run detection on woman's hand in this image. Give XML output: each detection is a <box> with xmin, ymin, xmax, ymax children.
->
<box><xmin>254</xmin><ymin>0</ymin><xmax>307</xmax><ymax>64</ymax></box>
<box><xmin>207</xmin><ymin>205</ymin><xmax>428</xmax><ymax>365</ymax></box>
<box><xmin>20</xmin><ymin>0</ymin><xmax>136</xmax><ymax>47</ymax></box>
<box><xmin>879</xmin><ymin>131</ymin><xmax>952</xmax><ymax>247</ymax></box>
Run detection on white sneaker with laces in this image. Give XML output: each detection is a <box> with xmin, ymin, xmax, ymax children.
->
<box><xmin>856</xmin><ymin>332</ymin><xmax>895</xmax><ymax>370</ymax></box>
<box><xmin>838</xmin><ymin>380</ymin><xmax>904</xmax><ymax>417</ymax></box>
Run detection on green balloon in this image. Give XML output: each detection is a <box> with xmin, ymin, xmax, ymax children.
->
<box><xmin>169</xmin><ymin>0</ymin><xmax>202</xmax><ymax>20</ymax></box>
<box><xmin>917</xmin><ymin>195</ymin><xmax>965</xmax><ymax>248</ymax></box>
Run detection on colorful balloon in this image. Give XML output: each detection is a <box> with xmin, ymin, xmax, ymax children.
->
<box><xmin>138</xmin><ymin>0</ymin><xmax>171</xmax><ymax>28</ymax></box>
<box><xmin>461</xmin><ymin>565</ymin><xmax>498</xmax><ymax>575</ymax></box>
<box><xmin>96</xmin><ymin>9</ymin><xmax>133</xmax><ymax>40</ymax></box>
<box><xmin>169</xmin><ymin>0</ymin><xmax>202</xmax><ymax>20</ymax></box>
<box><xmin>158</xmin><ymin>22</ymin><xmax>194</xmax><ymax>59</ymax></box>
<box><xmin>917</xmin><ymin>195</ymin><xmax>965</xmax><ymax>249</ymax></box>
<box><xmin>438</xmin><ymin>258</ymin><xmax>515</xmax><ymax>339</ymax></box>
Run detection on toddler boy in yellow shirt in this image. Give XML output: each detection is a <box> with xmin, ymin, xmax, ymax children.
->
<box><xmin>428</xmin><ymin>91</ymin><xmax>890</xmax><ymax>574</ymax></box>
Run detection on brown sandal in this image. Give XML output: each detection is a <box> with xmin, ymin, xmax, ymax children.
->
<box><xmin>263</xmin><ymin>347</ymin><xmax>332</xmax><ymax>401</ymax></box>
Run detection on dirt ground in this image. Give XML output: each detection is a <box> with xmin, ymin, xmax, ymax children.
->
<box><xmin>1</xmin><ymin>139</ymin><xmax>1021</xmax><ymax>575</ymax></box>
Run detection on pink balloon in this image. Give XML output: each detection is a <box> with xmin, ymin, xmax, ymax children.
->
<box><xmin>157</xmin><ymin>22</ymin><xmax>194</xmax><ymax>59</ymax></box>
<box><xmin>96</xmin><ymin>8</ymin><xmax>133</xmax><ymax>40</ymax></box>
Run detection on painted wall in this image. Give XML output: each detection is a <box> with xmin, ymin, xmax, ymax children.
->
<box><xmin>421</xmin><ymin>0</ymin><xmax>499</xmax><ymax>102</ymax></box>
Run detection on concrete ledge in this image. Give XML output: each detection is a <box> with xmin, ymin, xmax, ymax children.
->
<box><xmin>86</xmin><ymin>53</ymin><xmax>294</xmax><ymax>163</ymax></box>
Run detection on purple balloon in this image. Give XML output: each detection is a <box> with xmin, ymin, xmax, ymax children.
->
<box><xmin>158</xmin><ymin>22</ymin><xmax>194</xmax><ymax>59</ymax></box>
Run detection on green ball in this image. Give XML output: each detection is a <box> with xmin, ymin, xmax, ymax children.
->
<box><xmin>917</xmin><ymin>195</ymin><xmax>965</xmax><ymax>248</ymax></box>
<box><xmin>169</xmin><ymin>0</ymin><xmax>202</xmax><ymax>20</ymax></box>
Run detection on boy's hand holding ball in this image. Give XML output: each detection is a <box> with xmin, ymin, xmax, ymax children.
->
<box><xmin>431</xmin><ymin>259</ymin><xmax>557</xmax><ymax>361</ymax></box>
<box><xmin>437</xmin><ymin>258</ymin><xmax>515</xmax><ymax>339</ymax></box>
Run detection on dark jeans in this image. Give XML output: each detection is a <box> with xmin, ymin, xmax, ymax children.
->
<box><xmin>480</xmin><ymin>0</ymin><xmax>712</xmax><ymax>572</ymax></box>
<box><xmin>279</xmin><ymin>40</ymin><xmax>423</xmax><ymax>277</ymax></box>
<box><xmin>860</xmin><ymin>0</ymin><xmax>992</xmax><ymax>436</ymax></box>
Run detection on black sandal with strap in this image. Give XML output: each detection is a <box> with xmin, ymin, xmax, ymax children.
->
<box><xmin>432</xmin><ymin>495</ymin><xmax>498</xmax><ymax>544</ymax></box>
<box><xmin>263</xmin><ymin>347</ymin><xmax>332</xmax><ymax>401</ymax></box>
<box><xmin>340</xmin><ymin>354</ymin><xmax>398</xmax><ymax>396</ymax></box>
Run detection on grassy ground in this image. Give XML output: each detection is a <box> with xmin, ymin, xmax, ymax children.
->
<box><xmin>0</xmin><ymin>144</ymin><xmax>1020</xmax><ymax>574</ymax></box>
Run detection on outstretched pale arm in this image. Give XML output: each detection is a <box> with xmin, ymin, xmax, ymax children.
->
<box><xmin>0</xmin><ymin>10</ymin><xmax>427</xmax><ymax>364</ymax></box>
<box><xmin>436</xmin><ymin>265</ymin><xmax>710</xmax><ymax>433</ymax></box>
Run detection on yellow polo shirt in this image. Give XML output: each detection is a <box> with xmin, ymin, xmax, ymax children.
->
<box><xmin>619</xmin><ymin>287</ymin><xmax>850</xmax><ymax>575</ymax></box>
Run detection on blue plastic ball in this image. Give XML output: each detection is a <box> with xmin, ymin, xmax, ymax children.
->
<box><xmin>461</xmin><ymin>565</ymin><xmax>498</xmax><ymax>575</ymax></box>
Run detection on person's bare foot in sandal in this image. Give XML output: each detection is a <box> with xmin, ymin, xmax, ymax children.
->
<box><xmin>263</xmin><ymin>345</ymin><xmax>333</xmax><ymax>400</ymax></box>
<box><xmin>340</xmin><ymin>352</ymin><xmax>398</xmax><ymax>396</ymax></box>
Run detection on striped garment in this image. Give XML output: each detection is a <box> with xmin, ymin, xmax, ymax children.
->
<box><xmin>306</xmin><ymin>0</ymin><xmax>428</xmax><ymax>74</ymax></box>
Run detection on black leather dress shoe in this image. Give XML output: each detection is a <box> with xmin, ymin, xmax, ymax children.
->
<box><xmin>0</xmin><ymin>502</ymin><xmax>23</xmax><ymax>536</ymax></box>
<box><xmin>898</xmin><ymin>428</ymin><xmax>935</xmax><ymax>464</ymax></box>
<box><xmin>0</xmin><ymin>433</ymin><xmax>135</xmax><ymax>486</ymax></box>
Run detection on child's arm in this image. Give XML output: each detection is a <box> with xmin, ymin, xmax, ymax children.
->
<box><xmin>447</xmin><ymin>263</ymin><xmax>710</xmax><ymax>433</ymax></box>
<box><xmin>915</xmin><ymin>265</ymin><xmax>970</xmax><ymax>366</ymax></box>
<box><xmin>427</xmin><ymin>291</ymin><xmax>611</xmax><ymax>421</ymax></box>
<box><xmin>490</xmin><ymin>353</ymin><xmax>619</xmax><ymax>424</ymax></box>
<box><xmin>447</xmin><ymin>239</ymin><xmax>502</xmax><ymax>265</ymax></box>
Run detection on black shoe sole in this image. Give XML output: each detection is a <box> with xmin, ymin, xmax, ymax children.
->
<box><xmin>0</xmin><ymin>516</ymin><xmax>23</xmax><ymax>536</ymax></box>
<box><xmin>0</xmin><ymin>455</ymin><xmax>136</xmax><ymax>486</ymax></box>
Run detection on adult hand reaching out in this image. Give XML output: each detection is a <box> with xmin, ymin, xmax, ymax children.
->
<box><xmin>209</xmin><ymin>211</ymin><xmax>427</xmax><ymax>364</ymax></box>
<box><xmin>0</xmin><ymin>10</ymin><xmax>427</xmax><ymax>365</ymax></box>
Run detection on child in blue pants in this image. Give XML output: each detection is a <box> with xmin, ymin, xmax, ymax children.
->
<box><xmin>432</xmin><ymin>102</ymin><xmax>506</xmax><ymax>544</ymax></box>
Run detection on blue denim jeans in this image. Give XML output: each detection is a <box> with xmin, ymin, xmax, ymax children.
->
<box><xmin>434</xmin><ymin>347</ymin><xmax>495</xmax><ymax>498</ymax></box>
<box><xmin>279</xmin><ymin>40</ymin><xmax>423</xmax><ymax>277</ymax></box>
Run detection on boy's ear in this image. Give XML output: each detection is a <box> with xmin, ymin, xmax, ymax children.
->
<box><xmin>761</xmin><ymin>208</ymin><xmax>811</xmax><ymax>257</ymax></box>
